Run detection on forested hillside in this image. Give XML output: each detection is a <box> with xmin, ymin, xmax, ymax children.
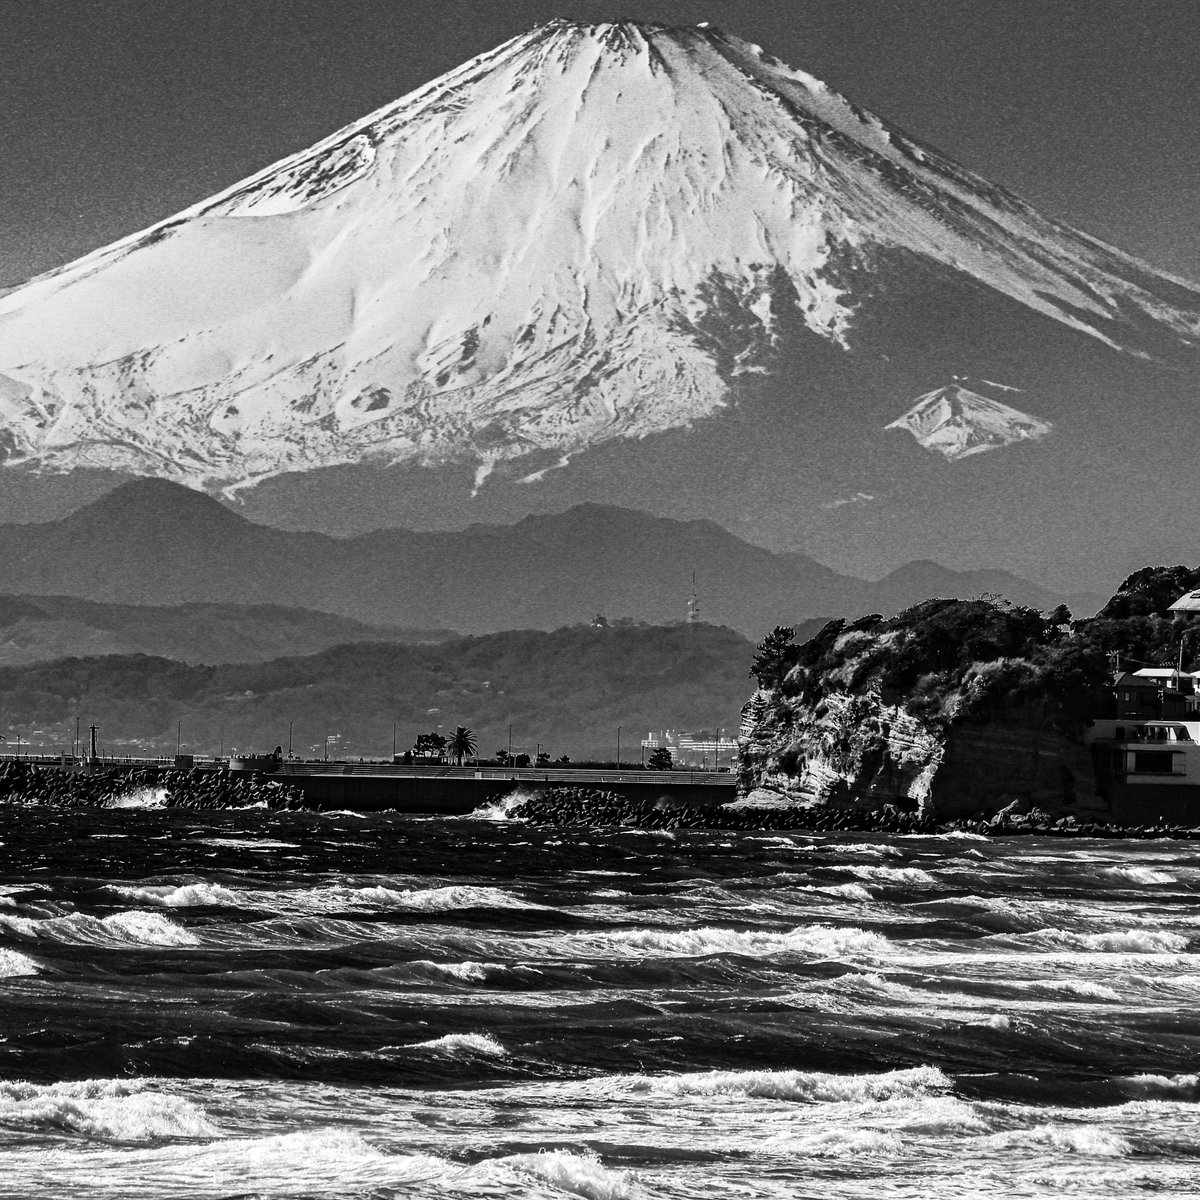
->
<box><xmin>0</xmin><ymin>623</ymin><xmax>753</xmax><ymax>762</ymax></box>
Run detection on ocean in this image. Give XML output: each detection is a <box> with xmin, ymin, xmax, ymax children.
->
<box><xmin>0</xmin><ymin>793</ymin><xmax>1197</xmax><ymax>1198</ymax></box>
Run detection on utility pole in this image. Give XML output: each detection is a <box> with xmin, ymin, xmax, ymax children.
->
<box><xmin>288</xmin><ymin>721</ymin><xmax>293</xmax><ymax>757</ymax></box>
<box><xmin>392</xmin><ymin>721</ymin><xmax>397</xmax><ymax>760</ymax></box>
<box><xmin>617</xmin><ymin>725</ymin><xmax>621</xmax><ymax>768</ymax></box>
<box><xmin>75</xmin><ymin>716</ymin><xmax>80</xmax><ymax>760</ymax></box>
<box><xmin>508</xmin><ymin>724</ymin><xmax>513</xmax><ymax>761</ymax></box>
<box><xmin>177</xmin><ymin>721</ymin><xmax>182</xmax><ymax>756</ymax></box>
<box><xmin>324</xmin><ymin>734</ymin><xmax>329</xmax><ymax>762</ymax></box>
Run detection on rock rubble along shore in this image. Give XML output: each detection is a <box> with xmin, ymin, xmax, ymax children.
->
<box><xmin>503</xmin><ymin>785</ymin><xmax>1200</xmax><ymax>838</ymax></box>
<box><xmin>0</xmin><ymin>761</ymin><xmax>304</xmax><ymax>810</ymax></box>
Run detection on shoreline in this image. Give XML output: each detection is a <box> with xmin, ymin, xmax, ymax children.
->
<box><xmin>2</xmin><ymin>761</ymin><xmax>1197</xmax><ymax>840</ymax></box>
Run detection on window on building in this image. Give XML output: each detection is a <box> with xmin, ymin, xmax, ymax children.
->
<box><xmin>1132</xmin><ymin>752</ymin><xmax>1179</xmax><ymax>775</ymax></box>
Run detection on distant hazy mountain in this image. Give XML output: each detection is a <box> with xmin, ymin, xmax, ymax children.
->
<box><xmin>0</xmin><ymin>594</ymin><xmax>452</xmax><ymax>666</ymax></box>
<box><xmin>0</xmin><ymin>623</ymin><xmax>755</xmax><ymax>761</ymax></box>
<box><xmin>0</xmin><ymin>481</ymin><xmax>1101</xmax><ymax>636</ymax></box>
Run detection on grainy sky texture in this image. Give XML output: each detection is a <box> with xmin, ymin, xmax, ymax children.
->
<box><xmin>2</xmin><ymin>0</ymin><xmax>1198</xmax><ymax>287</ymax></box>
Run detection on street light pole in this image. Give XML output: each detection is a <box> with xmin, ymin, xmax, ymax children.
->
<box><xmin>617</xmin><ymin>725</ymin><xmax>621</xmax><ymax>769</ymax></box>
<box><xmin>177</xmin><ymin>721</ymin><xmax>182</xmax><ymax>756</ymax></box>
<box><xmin>288</xmin><ymin>721</ymin><xmax>293</xmax><ymax>757</ymax></box>
<box><xmin>392</xmin><ymin>721</ymin><xmax>397</xmax><ymax>760</ymax></box>
<box><xmin>508</xmin><ymin>724</ymin><xmax>512</xmax><ymax>761</ymax></box>
<box><xmin>75</xmin><ymin>716</ymin><xmax>80</xmax><ymax>760</ymax></box>
<box><xmin>324</xmin><ymin>734</ymin><xmax>329</xmax><ymax>762</ymax></box>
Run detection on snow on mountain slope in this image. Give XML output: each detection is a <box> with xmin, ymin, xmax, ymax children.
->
<box><xmin>885</xmin><ymin>383</ymin><xmax>1052</xmax><ymax>460</ymax></box>
<box><xmin>0</xmin><ymin>19</ymin><xmax>1197</xmax><ymax>491</ymax></box>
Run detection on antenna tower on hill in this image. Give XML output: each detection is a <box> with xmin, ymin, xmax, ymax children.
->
<box><xmin>687</xmin><ymin>572</ymin><xmax>701</xmax><ymax>624</ymax></box>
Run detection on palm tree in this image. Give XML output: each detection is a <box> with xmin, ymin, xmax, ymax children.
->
<box><xmin>448</xmin><ymin>725</ymin><xmax>477</xmax><ymax>767</ymax></box>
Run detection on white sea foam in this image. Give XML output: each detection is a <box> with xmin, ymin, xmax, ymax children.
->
<box><xmin>466</xmin><ymin>792</ymin><xmax>531</xmax><ymax>821</ymax></box>
<box><xmin>0</xmin><ymin>1080</ymin><xmax>219</xmax><ymax>1141</ymax></box>
<box><xmin>843</xmin><ymin>864</ymin><xmax>938</xmax><ymax>885</ymax></box>
<box><xmin>105</xmin><ymin>882</ymin><xmax>240</xmax><ymax>907</ymax></box>
<box><xmin>814</xmin><ymin>883</ymin><xmax>875</xmax><ymax>902</ymax></box>
<box><xmin>1078</xmin><ymin>930</ymin><xmax>1188</xmax><ymax>954</ymax></box>
<box><xmin>901</xmin><ymin>830</ymin><xmax>991</xmax><ymax>841</ymax></box>
<box><xmin>100</xmin><ymin>911</ymin><xmax>200</xmax><ymax>945</ymax></box>
<box><xmin>1005</xmin><ymin>928</ymin><xmax>1189</xmax><ymax>954</ymax></box>
<box><xmin>303</xmin><ymin>883</ymin><xmax>533</xmax><ymax>911</ymax></box>
<box><xmin>629</xmin><ymin>1065</ymin><xmax>952</xmax><ymax>1103</ymax></box>
<box><xmin>591</xmin><ymin>924</ymin><xmax>891</xmax><ymax>960</ymax></box>
<box><xmin>0</xmin><ymin>910</ymin><xmax>198</xmax><ymax>946</ymax></box>
<box><xmin>1117</xmin><ymin>1072</ymin><xmax>1199</xmax><ymax>1099</ymax></box>
<box><xmin>983</xmin><ymin>1124</ymin><xmax>1132</xmax><ymax>1156</ymax></box>
<box><xmin>824</xmin><ymin>843</ymin><xmax>902</xmax><ymax>859</ymax></box>
<box><xmin>404</xmin><ymin>1032</ymin><xmax>509</xmax><ymax>1057</ymax></box>
<box><xmin>375</xmin><ymin>884</ymin><xmax>527</xmax><ymax>909</ymax></box>
<box><xmin>501</xmin><ymin>1150</ymin><xmax>642</xmax><ymax>1200</ymax></box>
<box><xmin>1044</xmin><ymin>979</ymin><xmax>1123</xmax><ymax>1000</ymax></box>
<box><xmin>406</xmin><ymin>960</ymin><xmax>496</xmax><ymax>983</ymax></box>
<box><xmin>879</xmin><ymin>1095</ymin><xmax>997</xmax><ymax>1134</ymax></box>
<box><xmin>777</xmin><ymin>1128</ymin><xmax>905</xmax><ymax>1157</ymax></box>
<box><xmin>1102</xmin><ymin>865</ymin><xmax>1177</xmax><ymax>886</ymax></box>
<box><xmin>0</xmin><ymin>948</ymin><xmax>40</xmax><ymax>976</ymax></box>
<box><xmin>105</xmin><ymin>786</ymin><xmax>168</xmax><ymax>809</ymax></box>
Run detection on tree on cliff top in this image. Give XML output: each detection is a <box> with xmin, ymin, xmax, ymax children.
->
<box><xmin>750</xmin><ymin>626</ymin><xmax>797</xmax><ymax>688</ymax></box>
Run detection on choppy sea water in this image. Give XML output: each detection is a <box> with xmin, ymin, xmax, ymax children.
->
<box><xmin>0</xmin><ymin>798</ymin><xmax>1198</xmax><ymax>1199</ymax></box>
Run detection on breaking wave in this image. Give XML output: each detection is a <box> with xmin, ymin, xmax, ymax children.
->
<box><xmin>0</xmin><ymin>1080</ymin><xmax>219</xmax><ymax>1141</ymax></box>
<box><xmin>402</xmin><ymin>1032</ymin><xmax>509</xmax><ymax>1057</ymax></box>
<box><xmin>501</xmin><ymin>1150</ymin><xmax>642</xmax><ymax>1200</ymax></box>
<box><xmin>588</xmin><ymin>923</ymin><xmax>891</xmax><ymax>959</ymax></box>
<box><xmin>0</xmin><ymin>909</ymin><xmax>199</xmax><ymax>946</ymax></box>
<box><xmin>1102</xmin><ymin>865</ymin><xmax>1177</xmax><ymax>886</ymax></box>
<box><xmin>104</xmin><ymin>882</ymin><xmax>240</xmax><ymax>907</ymax></box>
<box><xmin>105</xmin><ymin>786</ymin><xmax>168</xmax><ymax>809</ymax></box>
<box><xmin>628</xmin><ymin>1065</ymin><xmax>952</xmax><ymax>1103</ymax></box>
<box><xmin>0</xmin><ymin>947</ymin><xmax>40</xmax><ymax>976</ymax></box>
<box><xmin>982</xmin><ymin>1124</ymin><xmax>1133</xmax><ymax>1157</ymax></box>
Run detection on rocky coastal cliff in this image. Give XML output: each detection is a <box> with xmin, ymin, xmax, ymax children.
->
<box><xmin>737</xmin><ymin>599</ymin><xmax>1111</xmax><ymax>819</ymax></box>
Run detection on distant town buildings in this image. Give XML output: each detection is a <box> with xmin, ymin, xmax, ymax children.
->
<box><xmin>641</xmin><ymin>729</ymin><xmax>738</xmax><ymax>768</ymax></box>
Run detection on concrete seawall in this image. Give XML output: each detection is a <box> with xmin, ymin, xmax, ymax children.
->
<box><xmin>266</xmin><ymin>770</ymin><xmax>734</xmax><ymax>814</ymax></box>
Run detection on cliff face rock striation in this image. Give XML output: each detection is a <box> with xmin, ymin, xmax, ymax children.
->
<box><xmin>738</xmin><ymin>600</ymin><xmax>1110</xmax><ymax>818</ymax></box>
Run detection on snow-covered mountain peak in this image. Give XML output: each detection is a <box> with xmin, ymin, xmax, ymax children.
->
<box><xmin>885</xmin><ymin>383</ymin><xmax>1053</xmax><ymax>460</ymax></box>
<box><xmin>0</xmin><ymin>21</ymin><xmax>1196</xmax><ymax>492</ymax></box>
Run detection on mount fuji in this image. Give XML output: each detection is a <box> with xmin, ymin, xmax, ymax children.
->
<box><xmin>0</xmin><ymin>19</ymin><xmax>1197</xmax><ymax>575</ymax></box>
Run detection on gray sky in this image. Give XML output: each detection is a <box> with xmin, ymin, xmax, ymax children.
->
<box><xmin>3</xmin><ymin>0</ymin><xmax>1198</xmax><ymax>286</ymax></box>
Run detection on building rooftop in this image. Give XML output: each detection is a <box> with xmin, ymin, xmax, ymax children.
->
<box><xmin>1169</xmin><ymin>589</ymin><xmax>1200</xmax><ymax>612</ymax></box>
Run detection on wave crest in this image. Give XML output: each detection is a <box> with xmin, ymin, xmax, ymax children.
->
<box><xmin>0</xmin><ymin>1080</ymin><xmax>218</xmax><ymax>1141</ymax></box>
<box><xmin>105</xmin><ymin>881</ymin><xmax>240</xmax><ymax>907</ymax></box>
<box><xmin>629</xmin><ymin>1065</ymin><xmax>952</xmax><ymax>1103</ymax></box>
<box><xmin>403</xmin><ymin>1032</ymin><xmax>509</xmax><ymax>1057</ymax></box>
<box><xmin>593</xmin><ymin>923</ymin><xmax>891</xmax><ymax>959</ymax></box>
<box><xmin>502</xmin><ymin>1150</ymin><xmax>641</xmax><ymax>1200</ymax></box>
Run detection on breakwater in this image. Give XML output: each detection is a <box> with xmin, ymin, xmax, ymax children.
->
<box><xmin>4</xmin><ymin>761</ymin><xmax>1199</xmax><ymax>839</ymax></box>
<box><xmin>505</xmin><ymin>785</ymin><xmax>1200</xmax><ymax>839</ymax></box>
<box><xmin>0</xmin><ymin>760</ymin><xmax>303</xmax><ymax>810</ymax></box>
